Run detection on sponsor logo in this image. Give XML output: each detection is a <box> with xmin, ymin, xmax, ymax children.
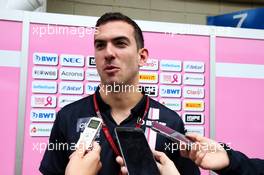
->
<box><xmin>160</xmin><ymin>60</ymin><xmax>181</xmax><ymax>72</ymax></box>
<box><xmin>183</xmin><ymin>73</ymin><xmax>204</xmax><ymax>86</ymax></box>
<box><xmin>30</xmin><ymin>109</ymin><xmax>56</xmax><ymax>122</ymax></box>
<box><xmin>30</xmin><ymin>123</ymin><xmax>53</xmax><ymax>137</ymax></box>
<box><xmin>59</xmin><ymin>82</ymin><xmax>83</xmax><ymax>94</ymax></box>
<box><xmin>139</xmin><ymin>72</ymin><xmax>158</xmax><ymax>84</ymax></box>
<box><xmin>160</xmin><ymin>73</ymin><xmax>181</xmax><ymax>85</ymax></box>
<box><xmin>159</xmin><ymin>85</ymin><xmax>181</xmax><ymax>97</ymax></box>
<box><xmin>183</xmin><ymin>100</ymin><xmax>204</xmax><ymax>111</ymax></box>
<box><xmin>140</xmin><ymin>59</ymin><xmax>159</xmax><ymax>70</ymax></box>
<box><xmin>183</xmin><ymin>86</ymin><xmax>204</xmax><ymax>99</ymax></box>
<box><xmin>31</xmin><ymin>95</ymin><xmax>57</xmax><ymax>108</ymax></box>
<box><xmin>33</xmin><ymin>52</ymin><xmax>58</xmax><ymax>65</ymax></box>
<box><xmin>183</xmin><ymin>113</ymin><xmax>204</xmax><ymax>124</ymax></box>
<box><xmin>86</xmin><ymin>69</ymin><xmax>100</xmax><ymax>81</ymax></box>
<box><xmin>85</xmin><ymin>83</ymin><xmax>100</xmax><ymax>94</ymax></box>
<box><xmin>141</xmin><ymin>85</ymin><xmax>158</xmax><ymax>97</ymax></box>
<box><xmin>159</xmin><ymin>98</ymin><xmax>181</xmax><ymax>111</ymax></box>
<box><xmin>60</xmin><ymin>68</ymin><xmax>84</xmax><ymax>80</ymax></box>
<box><xmin>185</xmin><ymin>126</ymin><xmax>204</xmax><ymax>136</ymax></box>
<box><xmin>184</xmin><ymin>61</ymin><xmax>205</xmax><ymax>73</ymax></box>
<box><xmin>32</xmin><ymin>81</ymin><xmax>57</xmax><ymax>94</ymax></box>
<box><xmin>87</xmin><ymin>56</ymin><xmax>96</xmax><ymax>67</ymax></box>
<box><xmin>60</xmin><ymin>54</ymin><xmax>84</xmax><ymax>67</ymax></box>
<box><xmin>32</xmin><ymin>66</ymin><xmax>58</xmax><ymax>80</ymax></box>
<box><xmin>59</xmin><ymin>95</ymin><xmax>83</xmax><ymax>108</ymax></box>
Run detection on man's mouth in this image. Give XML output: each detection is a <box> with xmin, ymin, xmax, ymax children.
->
<box><xmin>103</xmin><ymin>65</ymin><xmax>120</xmax><ymax>73</ymax></box>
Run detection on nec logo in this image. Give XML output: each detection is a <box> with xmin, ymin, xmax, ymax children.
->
<box><xmin>64</xmin><ymin>57</ymin><xmax>81</xmax><ymax>63</ymax></box>
<box><xmin>60</xmin><ymin>54</ymin><xmax>84</xmax><ymax>67</ymax></box>
<box><xmin>33</xmin><ymin>53</ymin><xmax>58</xmax><ymax>65</ymax></box>
<box><xmin>30</xmin><ymin>109</ymin><xmax>56</xmax><ymax>122</ymax></box>
<box><xmin>159</xmin><ymin>85</ymin><xmax>181</xmax><ymax>97</ymax></box>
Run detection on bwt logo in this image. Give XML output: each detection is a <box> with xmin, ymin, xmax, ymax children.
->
<box><xmin>162</xmin><ymin>89</ymin><xmax>180</xmax><ymax>95</ymax></box>
<box><xmin>32</xmin><ymin>112</ymin><xmax>55</xmax><ymax>119</ymax></box>
<box><xmin>62</xmin><ymin>57</ymin><xmax>82</xmax><ymax>64</ymax></box>
<box><xmin>35</xmin><ymin>55</ymin><xmax>57</xmax><ymax>62</ymax></box>
<box><xmin>87</xmin><ymin>85</ymin><xmax>97</xmax><ymax>91</ymax></box>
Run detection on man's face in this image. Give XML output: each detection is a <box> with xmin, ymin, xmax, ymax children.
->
<box><xmin>94</xmin><ymin>21</ymin><xmax>142</xmax><ymax>86</ymax></box>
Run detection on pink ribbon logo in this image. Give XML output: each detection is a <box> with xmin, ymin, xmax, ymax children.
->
<box><xmin>44</xmin><ymin>96</ymin><xmax>53</xmax><ymax>106</ymax></box>
<box><xmin>171</xmin><ymin>74</ymin><xmax>178</xmax><ymax>83</ymax></box>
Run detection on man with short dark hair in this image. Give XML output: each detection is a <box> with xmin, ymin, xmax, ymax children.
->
<box><xmin>39</xmin><ymin>12</ymin><xmax>200</xmax><ymax>175</ymax></box>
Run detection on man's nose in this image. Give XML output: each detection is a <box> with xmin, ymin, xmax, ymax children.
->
<box><xmin>104</xmin><ymin>44</ymin><xmax>115</xmax><ymax>61</ymax></box>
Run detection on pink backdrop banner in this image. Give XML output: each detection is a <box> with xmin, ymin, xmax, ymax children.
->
<box><xmin>22</xmin><ymin>24</ymin><xmax>210</xmax><ymax>175</ymax></box>
<box><xmin>0</xmin><ymin>67</ymin><xmax>20</xmax><ymax>174</ymax></box>
<box><xmin>216</xmin><ymin>37</ymin><xmax>264</xmax><ymax>158</ymax></box>
<box><xmin>0</xmin><ymin>20</ymin><xmax>22</xmax><ymax>175</ymax></box>
<box><xmin>0</xmin><ymin>20</ymin><xmax>22</xmax><ymax>51</ymax></box>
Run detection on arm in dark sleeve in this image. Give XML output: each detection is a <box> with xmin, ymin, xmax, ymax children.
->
<box><xmin>168</xmin><ymin>117</ymin><xmax>201</xmax><ymax>175</ymax></box>
<box><xmin>215</xmin><ymin>145</ymin><xmax>264</xmax><ymax>175</ymax></box>
<box><xmin>39</xmin><ymin>111</ymin><xmax>69</xmax><ymax>175</ymax></box>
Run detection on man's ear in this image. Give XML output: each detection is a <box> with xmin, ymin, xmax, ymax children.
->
<box><xmin>138</xmin><ymin>48</ymin><xmax>149</xmax><ymax>67</ymax></box>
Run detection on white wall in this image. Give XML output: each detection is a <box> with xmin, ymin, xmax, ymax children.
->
<box><xmin>47</xmin><ymin>0</ymin><xmax>263</xmax><ymax>24</ymax></box>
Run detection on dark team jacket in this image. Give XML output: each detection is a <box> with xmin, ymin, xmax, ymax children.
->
<box><xmin>216</xmin><ymin>146</ymin><xmax>264</xmax><ymax>175</ymax></box>
<box><xmin>39</xmin><ymin>89</ymin><xmax>200</xmax><ymax>175</ymax></box>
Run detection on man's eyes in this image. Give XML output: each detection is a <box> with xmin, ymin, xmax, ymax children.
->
<box><xmin>115</xmin><ymin>41</ymin><xmax>127</xmax><ymax>47</ymax></box>
<box><xmin>95</xmin><ymin>41</ymin><xmax>128</xmax><ymax>50</ymax></box>
<box><xmin>95</xmin><ymin>43</ymin><xmax>105</xmax><ymax>49</ymax></box>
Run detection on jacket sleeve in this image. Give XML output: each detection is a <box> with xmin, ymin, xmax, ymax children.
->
<box><xmin>168</xmin><ymin>116</ymin><xmax>201</xmax><ymax>175</ymax></box>
<box><xmin>39</xmin><ymin>111</ymin><xmax>69</xmax><ymax>175</ymax></box>
<box><xmin>215</xmin><ymin>145</ymin><xmax>264</xmax><ymax>175</ymax></box>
